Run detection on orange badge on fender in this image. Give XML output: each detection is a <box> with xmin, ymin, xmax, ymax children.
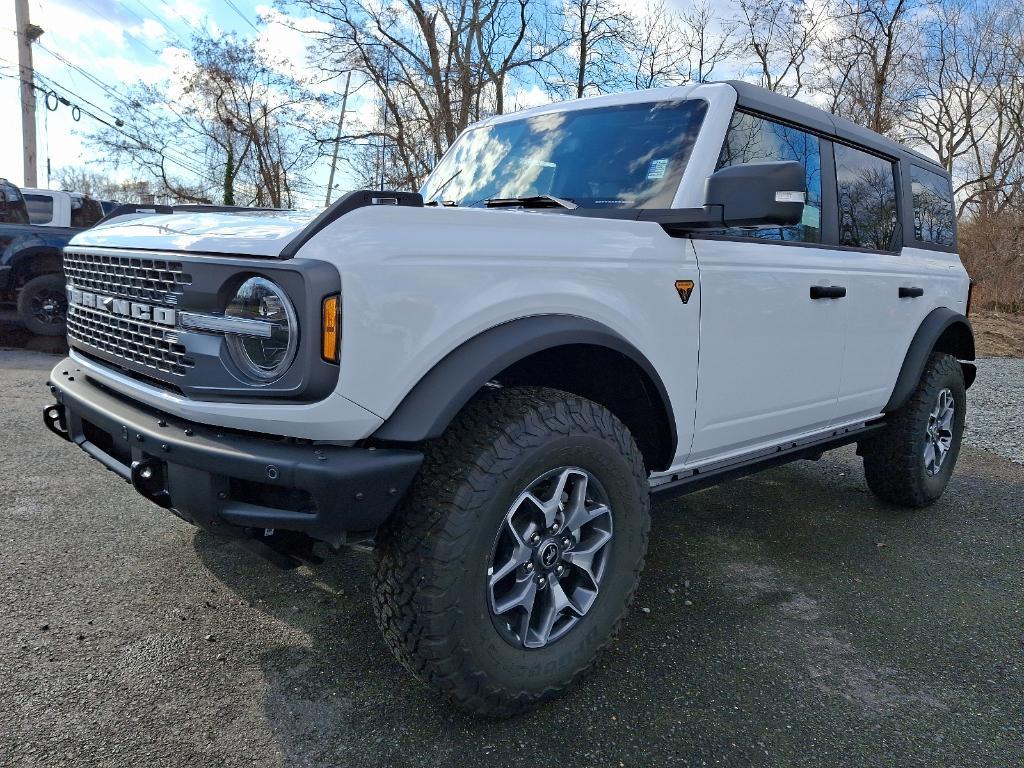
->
<box><xmin>675</xmin><ymin>280</ymin><xmax>695</xmax><ymax>304</ymax></box>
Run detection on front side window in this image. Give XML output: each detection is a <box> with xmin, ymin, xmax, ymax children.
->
<box><xmin>715</xmin><ymin>111</ymin><xmax>822</xmax><ymax>243</ymax></box>
<box><xmin>910</xmin><ymin>165</ymin><xmax>955</xmax><ymax>246</ymax></box>
<box><xmin>24</xmin><ymin>194</ymin><xmax>54</xmax><ymax>225</ymax></box>
<box><xmin>835</xmin><ymin>144</ymin><xmax>898</xmax><ymax>250</ymax></box>
<box><xmin>421</xmin><ymin>99</ymin><xmax>708</xmax><ymax>209</ymax></box>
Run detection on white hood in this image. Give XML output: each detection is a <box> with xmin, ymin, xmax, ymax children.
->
<box><xmin>69</xmin><ymin>209</ymin><xmax>321</xmax><ymax>257</ymax></box>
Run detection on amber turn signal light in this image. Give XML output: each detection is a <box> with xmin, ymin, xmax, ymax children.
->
<box><xmin>322</xmin><ymin>294</ymin><xmax>340</xmax><ymax>362</ymax></box>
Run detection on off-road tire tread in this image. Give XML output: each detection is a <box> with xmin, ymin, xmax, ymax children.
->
<box><xmin>862</xmin><ymin>352</ymin><xmax>965</xmax><ymax>507</ymax></box>
<box><xmin>372</xmin><ymin>386</ymin><xmax>650</xmax><ymax>717</ymax></box>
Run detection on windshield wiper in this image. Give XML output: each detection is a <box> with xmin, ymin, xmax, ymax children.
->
<box><xmin>425</xmin><ymin>169</ymin><xmax>462</xmax><ymax>206</ymax></box>
<box><xmin>484</xmin><ymin>194</ymin><xmax>578</xmax><ymax>210</ymax></box>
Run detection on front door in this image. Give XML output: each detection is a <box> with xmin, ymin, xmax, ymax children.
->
<box><xmin>686</xmin><ymin>110</ymin><xmax>847</xmax><ymax>464</ymax></box>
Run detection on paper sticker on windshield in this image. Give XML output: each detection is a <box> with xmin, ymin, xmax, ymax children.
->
<box><xmin>646</xmin><ymin>158</ymin><xmax>669</xmax><ymax>180</ymax></box>
<box><xmin>801</xmin><ymin>205</ymin><xmax>821</xmax><ymax>229</ymax></box>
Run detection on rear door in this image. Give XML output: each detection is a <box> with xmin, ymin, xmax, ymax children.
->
<box><xmin>833</xmin><ymin>151</ymin><xmax>965</xmax><ymax>420</ymax></box>
<box><xmin>688</xmin><ymin>112</ymin><xmax>848</xmax><ymax>464</ymax></box>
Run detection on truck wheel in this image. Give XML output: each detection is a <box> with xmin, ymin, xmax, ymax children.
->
<box><xmin>372</xmin><ymin>387</ymin><xmax>650</xmax><ymax>716</ymax></box>
<box><xmin>861</xmin><ymin>352</ymin><xmax>966</xmax><ymax>507</ymax></box>
<box><xmin>18</xmin><ymin>273</ymin><xmax>68</xmax><ymax>337</ymax></box>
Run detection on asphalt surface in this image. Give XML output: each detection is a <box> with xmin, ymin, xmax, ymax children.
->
<box><xmin>1</xmin><ymin>347</ymin><xmax>1021</xmax><ymax>768</ymax></box>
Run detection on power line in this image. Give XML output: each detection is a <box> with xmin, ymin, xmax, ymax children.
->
<box><xmin>223</xmin><ymin>0</ymin><xmax>261</xmax><ymax>34</ymax></box>
<box><xmin>123</xmin><ymin>0</ymin><xmax>191</xmax><ymax>49</ymax></box>
<box><xmin>155</xmin><ymin>0</ymin><xmax>204</xmax><ymax>37</ymax></box>
<box><xmin>77</xmin><ymin>0</ymin><xmax>164</xmax><ymax>60</ymax></box>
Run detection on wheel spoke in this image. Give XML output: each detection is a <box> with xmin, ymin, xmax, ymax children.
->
<box><xmin>565</xmin><ymin>502</ymin><xmax>610</xmax><ymax>537</ymax></box>
<box><xmin>529</xmin><ymin>577</ymin><xmax>573</xmax><ymax>646</ymax></box>
<box><xmin>493</xmin><ymin>575</ymin><xmax>538</xmax><ymax>616</ymax></box>
<box><xmin>488</xmin><ymin>543</ymin><xmax>531</xmax><ymax>589</ymax></box>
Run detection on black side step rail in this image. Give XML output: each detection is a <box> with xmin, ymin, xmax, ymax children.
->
<box><xmin>650</xmin><ymin>421</ymin><xmax>884</xmax><ymax>502</ymax></box>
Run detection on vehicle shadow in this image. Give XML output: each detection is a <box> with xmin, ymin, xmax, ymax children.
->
<box><xmin>189</xmin><ymin>449</ymin><xmax>980</xmax><ymax>768</ymax></box>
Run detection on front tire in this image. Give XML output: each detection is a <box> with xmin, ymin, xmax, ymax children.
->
<box><xmin>372</xmin><ymin>387</ymin><xmax>650</xmax><ymax>716</ymax></box>
<box><xmin>861</xmin><ymin>352</ymin><xmax>966</xmax><ymax>507</ymax></box>
<box><xmin>18</xmin><ymin>273</ymin><xmax>68</xmax><ymax>337</ymax></box>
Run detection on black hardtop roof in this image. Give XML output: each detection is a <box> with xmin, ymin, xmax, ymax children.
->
<box><xmin>725</xmin><ymin>80</ymin><xmax>945</xmax><ymax>175</ymax></box>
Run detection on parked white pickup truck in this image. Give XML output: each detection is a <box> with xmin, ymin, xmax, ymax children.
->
<box><xmin>20</xmin><ymin>188</ymin><xmax>105</xmax><ymax>229</ymax></box>
<box><xmin>43</xmin><ymin>81</ymin><xmax>974</xmax><ymax>716</ymax></box>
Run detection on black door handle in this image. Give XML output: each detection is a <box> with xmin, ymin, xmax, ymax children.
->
<box><xmin>899</xmin><ymin>286</ymin><xmax>924</xmax><ymax>298</ymax></box>
<box><xmin>810</xmin><ymin>285</ymin><xmax>847</xmax><ymax>299</ymax></box>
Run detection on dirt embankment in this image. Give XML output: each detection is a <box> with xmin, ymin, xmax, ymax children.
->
<box><xmin>970</xmin><ymin>310</ymin><xmax>1024</xmax><ymax>358</ymax></box>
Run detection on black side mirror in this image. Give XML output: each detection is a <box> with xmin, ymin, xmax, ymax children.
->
<box><xmin>704</xmin><ymin>160</ymin><xmax>806</xmax><ymax>228</ymax></box>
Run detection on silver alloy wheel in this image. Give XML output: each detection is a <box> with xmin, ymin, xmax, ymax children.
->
<box><xmin>487</xmin><ymin>467</ymin><xmax>614</xmax><ymax>649</ymax></box>
<box><xmin>924</xmin><ymin>387</ymin><xmax>956</xmax><ymax>477</ymax></box>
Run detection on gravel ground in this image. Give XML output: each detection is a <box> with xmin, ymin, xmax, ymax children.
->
<box><xmin>964</xmin><ymin>358</ymin><xmax>1024</xmax><ymax>464</ymax></box>
<box><xmin>1</xmin><ymin>349</ymin><xmax>1022</xmax><ymax>768</ymax></box>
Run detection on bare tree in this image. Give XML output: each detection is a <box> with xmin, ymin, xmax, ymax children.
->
<box><xmin>733</xmin><ymin>0</ymin><xmax>822</xmax><ymax>96</ymax></box>
<box><xmin>627</xmin><ymin>1</ymin><xmax>691</xmax><ymax>89</ymax></box>
<box><xmin>676</xmin><ymin>2</ymin><xmax>737</xmax><ymax>84</ymax></box>
<box><xmin>91</xmin><ymin>35</ymin><xmax>330</xmax><ymax>206</ymax></box>
<box><xmin>814</xmin><ymin>0</ymin><xmax>921</xmax><ymax>136</ymax></box>
<box><xmin>290</xmin><ymin>0</ymin><xmax>561</xmax><ymax>189</ymax></box>
<box><xmin>550</xmin><ymin>0</ymin><xmax>632</xmax><ymax>98</ymax></box>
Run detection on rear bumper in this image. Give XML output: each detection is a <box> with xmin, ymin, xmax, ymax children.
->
<box><xmin>45</xmin><ymin>364</ymin><xmax>422</xmax><ymax>546</ymax></box>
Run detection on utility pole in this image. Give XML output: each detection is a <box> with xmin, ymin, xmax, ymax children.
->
<box><xmin>15</xmin><ymin>0</ymin><xmax>42</xmax><ymax>188</ymax></box>
<box><xmin>324</xmin><ymin>71</ymin><xmax>352</xmax><ymax>207</ymax></box>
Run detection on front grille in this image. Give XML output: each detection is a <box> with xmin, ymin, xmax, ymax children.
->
<box><xmin>64</xmin><ymin>250</ymin><xmax>192</xmax><ymax>303</ymax></box>
<box><xmin>67</xmin><ymin>304</ymin><xmax>194</xmax><ymax>376</ymax></box>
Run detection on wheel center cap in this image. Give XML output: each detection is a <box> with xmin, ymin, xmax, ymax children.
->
<box><xmin>539</xmin><ymin>541</ymin><xmax>560</xmax><ymax>568</ymax></box>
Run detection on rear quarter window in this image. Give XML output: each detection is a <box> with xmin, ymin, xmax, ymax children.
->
<box><xmin>910</xmin><ymin>165</ymin><xmax>955</xmax><ymax>247</ymax></box>
<box><xmin>24</xmin><ymin>194</ymin><xmax>55</xmax><ymax>225</ymax></box>
<box><xmin>835</xmin><ymin>143</ymin><xmax>898</xmax><ymax>251</ymax></box>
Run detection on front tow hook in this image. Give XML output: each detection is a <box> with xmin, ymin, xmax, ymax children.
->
<box><xmin>42</xmin><ymin>404</ymin><xmax>71</xmax><ymax>442</ymax></box>
<box><xmin>131</xmin><ymin>458</ymin><xmax>173</xmax><ymax>508</ymax></box>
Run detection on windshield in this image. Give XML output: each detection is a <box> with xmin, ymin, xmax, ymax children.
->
<box><xmin>421</xmin><ymin>99</ymin><xmax>708</xmax><ymax>209</ymax></box>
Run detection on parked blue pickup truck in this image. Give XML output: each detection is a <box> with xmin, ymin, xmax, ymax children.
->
<box><xmin>0</xmin><ymin>178</ymin><xmax>104</xmax><ymax>336</ymax></box>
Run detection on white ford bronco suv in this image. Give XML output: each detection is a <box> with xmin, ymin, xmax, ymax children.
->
<box><xmin>43</xmin><ymin>81</ymin><xmax>975</xmax><ymax>716</ymax></box>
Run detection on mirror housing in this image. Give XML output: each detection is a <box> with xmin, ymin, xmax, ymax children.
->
<box><xmin>704</xmin><ymin>160</ymin><xmax>806</xmax><ymax>228</ymax></box>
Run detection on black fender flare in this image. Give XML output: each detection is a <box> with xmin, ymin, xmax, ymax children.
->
<box><xmin>884</xmin><ymin>307</ymin><xmax>976</xmax><ymax>412</ymax></box>
<box><xmin>372</xmin><ymin>314</ymin><xmax>677</xmax><ymax>456</ymax></box>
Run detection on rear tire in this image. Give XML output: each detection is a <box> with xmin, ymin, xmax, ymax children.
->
<box><xmin>861</xmin><ymin>352</ymin><xmax>966</xmax><ymax>507</ymax></box>
<box><xmin>372</xmin><ymin>386</ymin><xmax>650</xmax><ymax>716</ymax></box>
<box><xmin>18</xmin><ymin>273</ymin><xmax>67</xmax><ymax>337</ymax></box>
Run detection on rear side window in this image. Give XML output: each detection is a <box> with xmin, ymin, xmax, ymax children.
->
<box><xmin>910</xmin><ymin>166</ymin><xmax>955</xmax><ymax>246</ymax></box>
<box><xmin>835</xmin><ymin>144</ymin><xmax>898</xmax><ymax>251</ymax></box>
<box><xmin>70</xmin><ymin>196</ymin><xmax>104</xmax><ymax>228</ymax></box>
<box><xmin>716</xmin><ymin>112</ymin><xmax>822</xmax><ymax>243</ymax></box>
<box><xmin>24</xmin><ymin>193</ymin><xmax>54</xmax><ymax>225</ymax></box>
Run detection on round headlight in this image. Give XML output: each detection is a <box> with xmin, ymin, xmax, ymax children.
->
<box><xmin>225</xmin><ymin>277</ymin><xmax>298</xmax><ymax>382</ymax></box>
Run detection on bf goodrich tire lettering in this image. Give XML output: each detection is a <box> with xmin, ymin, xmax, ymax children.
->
<box><xmin>371</xmin><ymin>387</ymin><xmax>650</xmax><ymax>716</ymax></box>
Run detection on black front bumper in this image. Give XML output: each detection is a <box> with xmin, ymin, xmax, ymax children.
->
<box><xmin>45</xmin><ymin>367</ymin><xmax>422</xmax><ymax>547</ymax></box>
